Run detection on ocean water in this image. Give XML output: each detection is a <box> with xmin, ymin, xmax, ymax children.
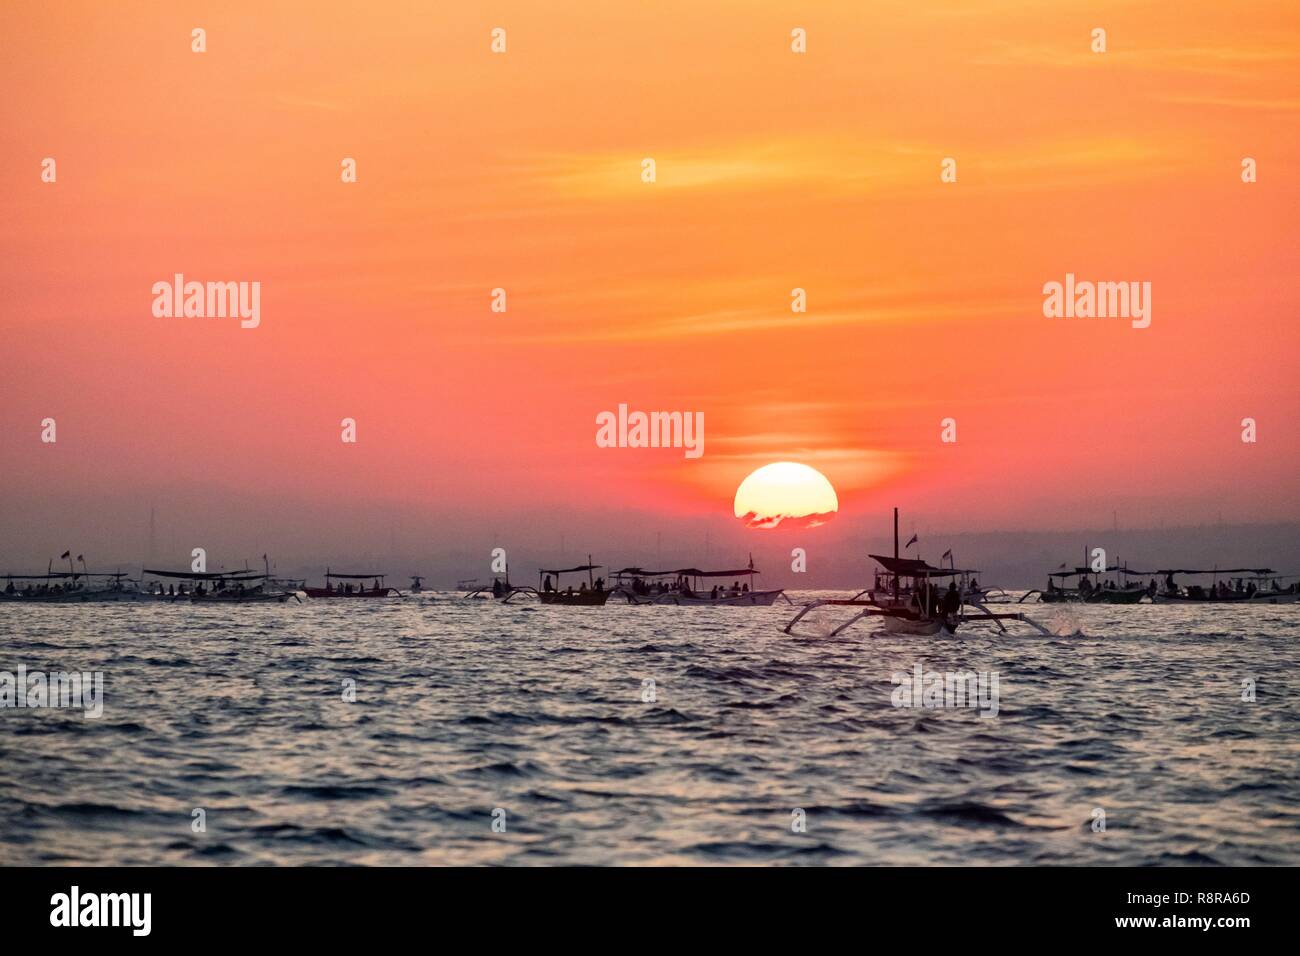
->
<box><xmin>1</xmin><ymin>594</ymin><xmax>1297</xmax><ymax>866</ymax></box>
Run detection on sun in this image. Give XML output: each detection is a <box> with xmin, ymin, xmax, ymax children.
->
<box><xmin>733</xmin><ymin>462</ymin><xmax>839</xmax><ymax>529</ymax></box>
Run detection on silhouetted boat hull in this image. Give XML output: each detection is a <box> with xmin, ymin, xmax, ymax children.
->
<box><xmin>304</xmin><ymin>587</ymin><xmax>398</xmax><ymax>599</ymax></box>
<box><xmin>1154</xmin><ymin>591</ymin><xmax>1299</xmax><ymax>605</ymax></box>
<box><xmin>648</xmin><ymin>588</ymin><xmax>784</xmax><ymax>606</ymax></box>
<box><xmin>539</xmin><ymin>590</ymin><xmax>611</xmax><ymax>606</ymax></box>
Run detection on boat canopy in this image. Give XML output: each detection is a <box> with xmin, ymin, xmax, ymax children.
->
<box><xmin>4</xmin><ymin>572</ymin><xmax>75</xmax><ymax>579</ymax></box>
<box><xmin>1048</xmin><ymin>565</ymin><xmax>1128</xmax><ymax>578</ymax></box>
<box><xmin>1157</xmin><ymin>567</ymin><xmax>1275</xmax><ymax>576</ymax></box>
<box><xmin>673</xmin><ymin>567</ymin><xmax>760</xmax><ymax>578</ymax></box>
<box><xmin>325</xmin><ymin>571</ymin><xmax>385</xmax><ymax>579</ymax></box>
<box><xmin>143</xmin><ymin>568</ymin><xmax>264</xmax><ymax>580</ymax></box>
<box><xmin>869</xmin><ymin>554</ymin><xmax>971</xmax><ymax>577</ymax></box>
<box><xmin>539</xmin><ymin>564</ymin><xmax>601</xmax><ymax>574</ymax></box>
<box><xmin>611</xmin><ymin>567</ymin><xmax>674</xmax><ymax>576</ymax></box>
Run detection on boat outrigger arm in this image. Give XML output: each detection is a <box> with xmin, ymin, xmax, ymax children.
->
<box><xmin>783</xmin><ymin>591</ymin><xmax>1053</xmax><ymax>637</ymax></box>
<box><xmin>463</xmin><ymin>564</ymin><xmax>537</xmax><ymax>602</ymax></box>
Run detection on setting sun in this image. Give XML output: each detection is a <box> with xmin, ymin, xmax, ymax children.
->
<box><xmin>734</xmin><ymin>462</ymin><xmax>839</xmax><ymax>530</ymax></box>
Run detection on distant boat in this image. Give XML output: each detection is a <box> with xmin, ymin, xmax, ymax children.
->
<box><xmin>537</xmin><ymin>557</ymin><xmax>611</xmax><ymax>606</ymax></box>
<box><xmin>143</xmin><ymin>566</ymin><xmax>300</xmax><ymax>603</ymax></box>
<box><xmin>614</xmin><ymin>556</ymin><xmax>784</xmax><ymax>606</ymax></box>
<box><xmin>1034</xmin><ymin>565</ymin><xmax>1148</xmax><ymax>604</ymax></box>
<box><xmin>462</xmin><ymin>562</ymin><xmax>545</xmax><ymax>602</ymax></box>
<box><xmin>1152</xmin><ymin>568</ymin><xmax>1299</xmax><ymax>604</ymax></box>
<box><xmin>3</xmin><ymin>571</ymin><xmax>149</xmax><ymax>603</ymax></box>
<box><xmin>409</xmin><ymin>575</ymin><xmax>425</xmax><ymax>594</ymax></box>
<box><xmin>304</xmin><ymin>570</ymin><xmax>400</xmax><ymax>598</ymax></box>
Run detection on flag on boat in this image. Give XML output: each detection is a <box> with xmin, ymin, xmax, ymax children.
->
<box><xmin>76</xmin><ymin>555</ymin><xmax>83</xmax><ymax>562</ymax></box>
<box><xmin>60</xmin><ymin>551</ymin><xmax>71</xmax><ymax>559</ymax></box>
<box><xmin>942</xmin><ymin>549</ymin><xmax>952</xmax><ymax>560</ymax></box>
<box><xmin>904</xmin><ymin>534</ymin><xmax>918</xmax><ymax>549</ymax></box>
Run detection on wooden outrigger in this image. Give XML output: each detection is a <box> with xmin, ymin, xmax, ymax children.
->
<box><xmin>611</xmin><ymin>556</ymin><xmax>787</xmax><ymax>606</ymax></box>
<box><xmin>463</xmin><ymin>563</ymin><xmax>536</xmax><ymax>602</ymax></box>
<box><xmin>3</xmin><ymin>570</ymin><xmax>148</xmax><ymax>603</ymax></box>
<box><xmin>784</xmin><ymin>509</ymin><xmax>1051</xmax><ymax>637</ymax></box>
<box><xmin>1152</xmin><ymin>567</ymin><xmax>1299</xmax><ymax>604</ymax></box>
<box><xmin>537</xmin><ymin>556</ymin><xmax>611</xmax><ymax>606</ymax></box>
<box><xmin>1028</xmin><ymin>561</ymin><xmax>1148</xmax><ymax>604</ymax></box>
<box><xmin>143</xmin><ymin>565</ymin><xmax>301</xmax><ymax>603</ymax></box>
<box><xmin>304</xmin><ymin>570</ymin><xmax>400</xmax><ymax>598</ymax></box>
<box><xmin>463</xmin><ymin>556</ymin><xmax>611</xmax><ymax>605</ymax></box>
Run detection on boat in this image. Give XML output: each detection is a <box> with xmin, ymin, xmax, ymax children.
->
<box><xmin>143</xmin><ymin>566</ymin><xmax>301</xmax><ymax>603</ymax></box>
<box><xmin>409</xmin><ymin>575</ymin><xmax>425</xmax><ymax>594</ymax></box>
<box><xmin>537</xmin><ymin>557</ymin><xmax>611</xmax><ymax>606</ymax></box>
<box><xmin>2</xmin><ymin>571</ymin><xmax>150</xmax><ymax>603</ymax></box>
<box><xmin>616</xmin><ymin>556</ymin><xmax>785</xmax><ymax>606</ymax></box>
<box><xmin>463</xmin><ymin>566</ymin><xmax>535</xmax><ymax>601</ymax></box>
<box><xmin>1151</xmin><ymin>568</ymin><xmax>1300</xmax><ymax>604</ymax></box>
<box><xmin>784</xmin><ymin>509</ymin><xmax>1050</xmax><ymax>636</ymax></box>
<box><xmin>4</xmin><ymin>552</ymin><xmax>153</xmax><ymax>603</ymax></box>
<box><xmin>303</xmin><ymin>570</ymin><xmax>401</xmax><ymax>598</ymax></box>
<box><xmin>608</xmin><ymin>568</ymin><xmax>669</xmax><ymax>603</ymax></box>
<box><xmin>1032</xmin><ymin>564</ymin><xmax>1148</xmax><ymax>604</ymax></box>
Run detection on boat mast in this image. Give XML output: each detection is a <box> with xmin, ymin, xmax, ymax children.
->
<box><xmin>893</xmin><ymin>507</ymin><xmax>900</xmax><ymax>604</ymax></box>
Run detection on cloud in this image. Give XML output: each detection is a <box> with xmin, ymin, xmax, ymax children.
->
<box><xmin>1154</xmin><ymin>94</ymin><xmax>1300</xmax><ymax>112</ymax></box>
<box><xmin>972</xmin><ymin>42</ymin><xmax>1299</xmax><ymax>76</ymax></box>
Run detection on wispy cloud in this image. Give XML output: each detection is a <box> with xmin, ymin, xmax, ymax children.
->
<box><xmin>1154</xmin><ymin>93</ymin><xmax>1300</xmax><ymax>112</ymax></box>
<box><xmin>972</xmin><ymin>42</ymin><xmax>1300</xmax><ymax>76</ymax></box>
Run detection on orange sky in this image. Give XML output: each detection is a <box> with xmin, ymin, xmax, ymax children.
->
<box><xmin>1</xmin><ymin>1</ymin><xmax>1298</xmax><ymax>566</ymax></box>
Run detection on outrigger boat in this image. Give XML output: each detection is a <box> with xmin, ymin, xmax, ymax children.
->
<box><xmin>2</xmin><ymin>571</ymin><xmax>149</xmax><ymax>603</ymax></box>
<box><xmin>463</xmin><ymin>565</ymin><xmax>535</xmax><ymax>601</ymax></box>
<box><xmin>608</xmin><ymin>568</ymin><xmax>669</xmax><ymax>603</ymax></box>
<box><xmin>304</xmin><ymin>570</ymin><xmax>401</xmax><ymax>598</ymax></box>
<box><xmin>462</xmin><ymin>557</ymin><xmax>614</xmax><ymax>605</ymax></box>
<box><xmin>143</xmin><ymin>566</ymin><xmax>301</xmax><ymax>603</ymax></box>
<box><xmin>1032</xmin><ymin>564</ymin><xmax>1148</xmax><ymax>604</ymax></box>
<box><xmin>614</xmin><ymin>557</ymin><xmax>786</xmax><ymax>606</ymax></box>
<box><xmin>784</xmin><ymin>509</ymin><xmax>1051</xmax><ymax>636</ymax></box>
<box><xmin>1152</xmin><ymin>568</ymin><xmax>1299</xmax><ymax>604</ymax></box>
<box><xmin>538</xmin><ymin>557</ymin><xmax>611</xmax><ymax>606</ymax></box>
